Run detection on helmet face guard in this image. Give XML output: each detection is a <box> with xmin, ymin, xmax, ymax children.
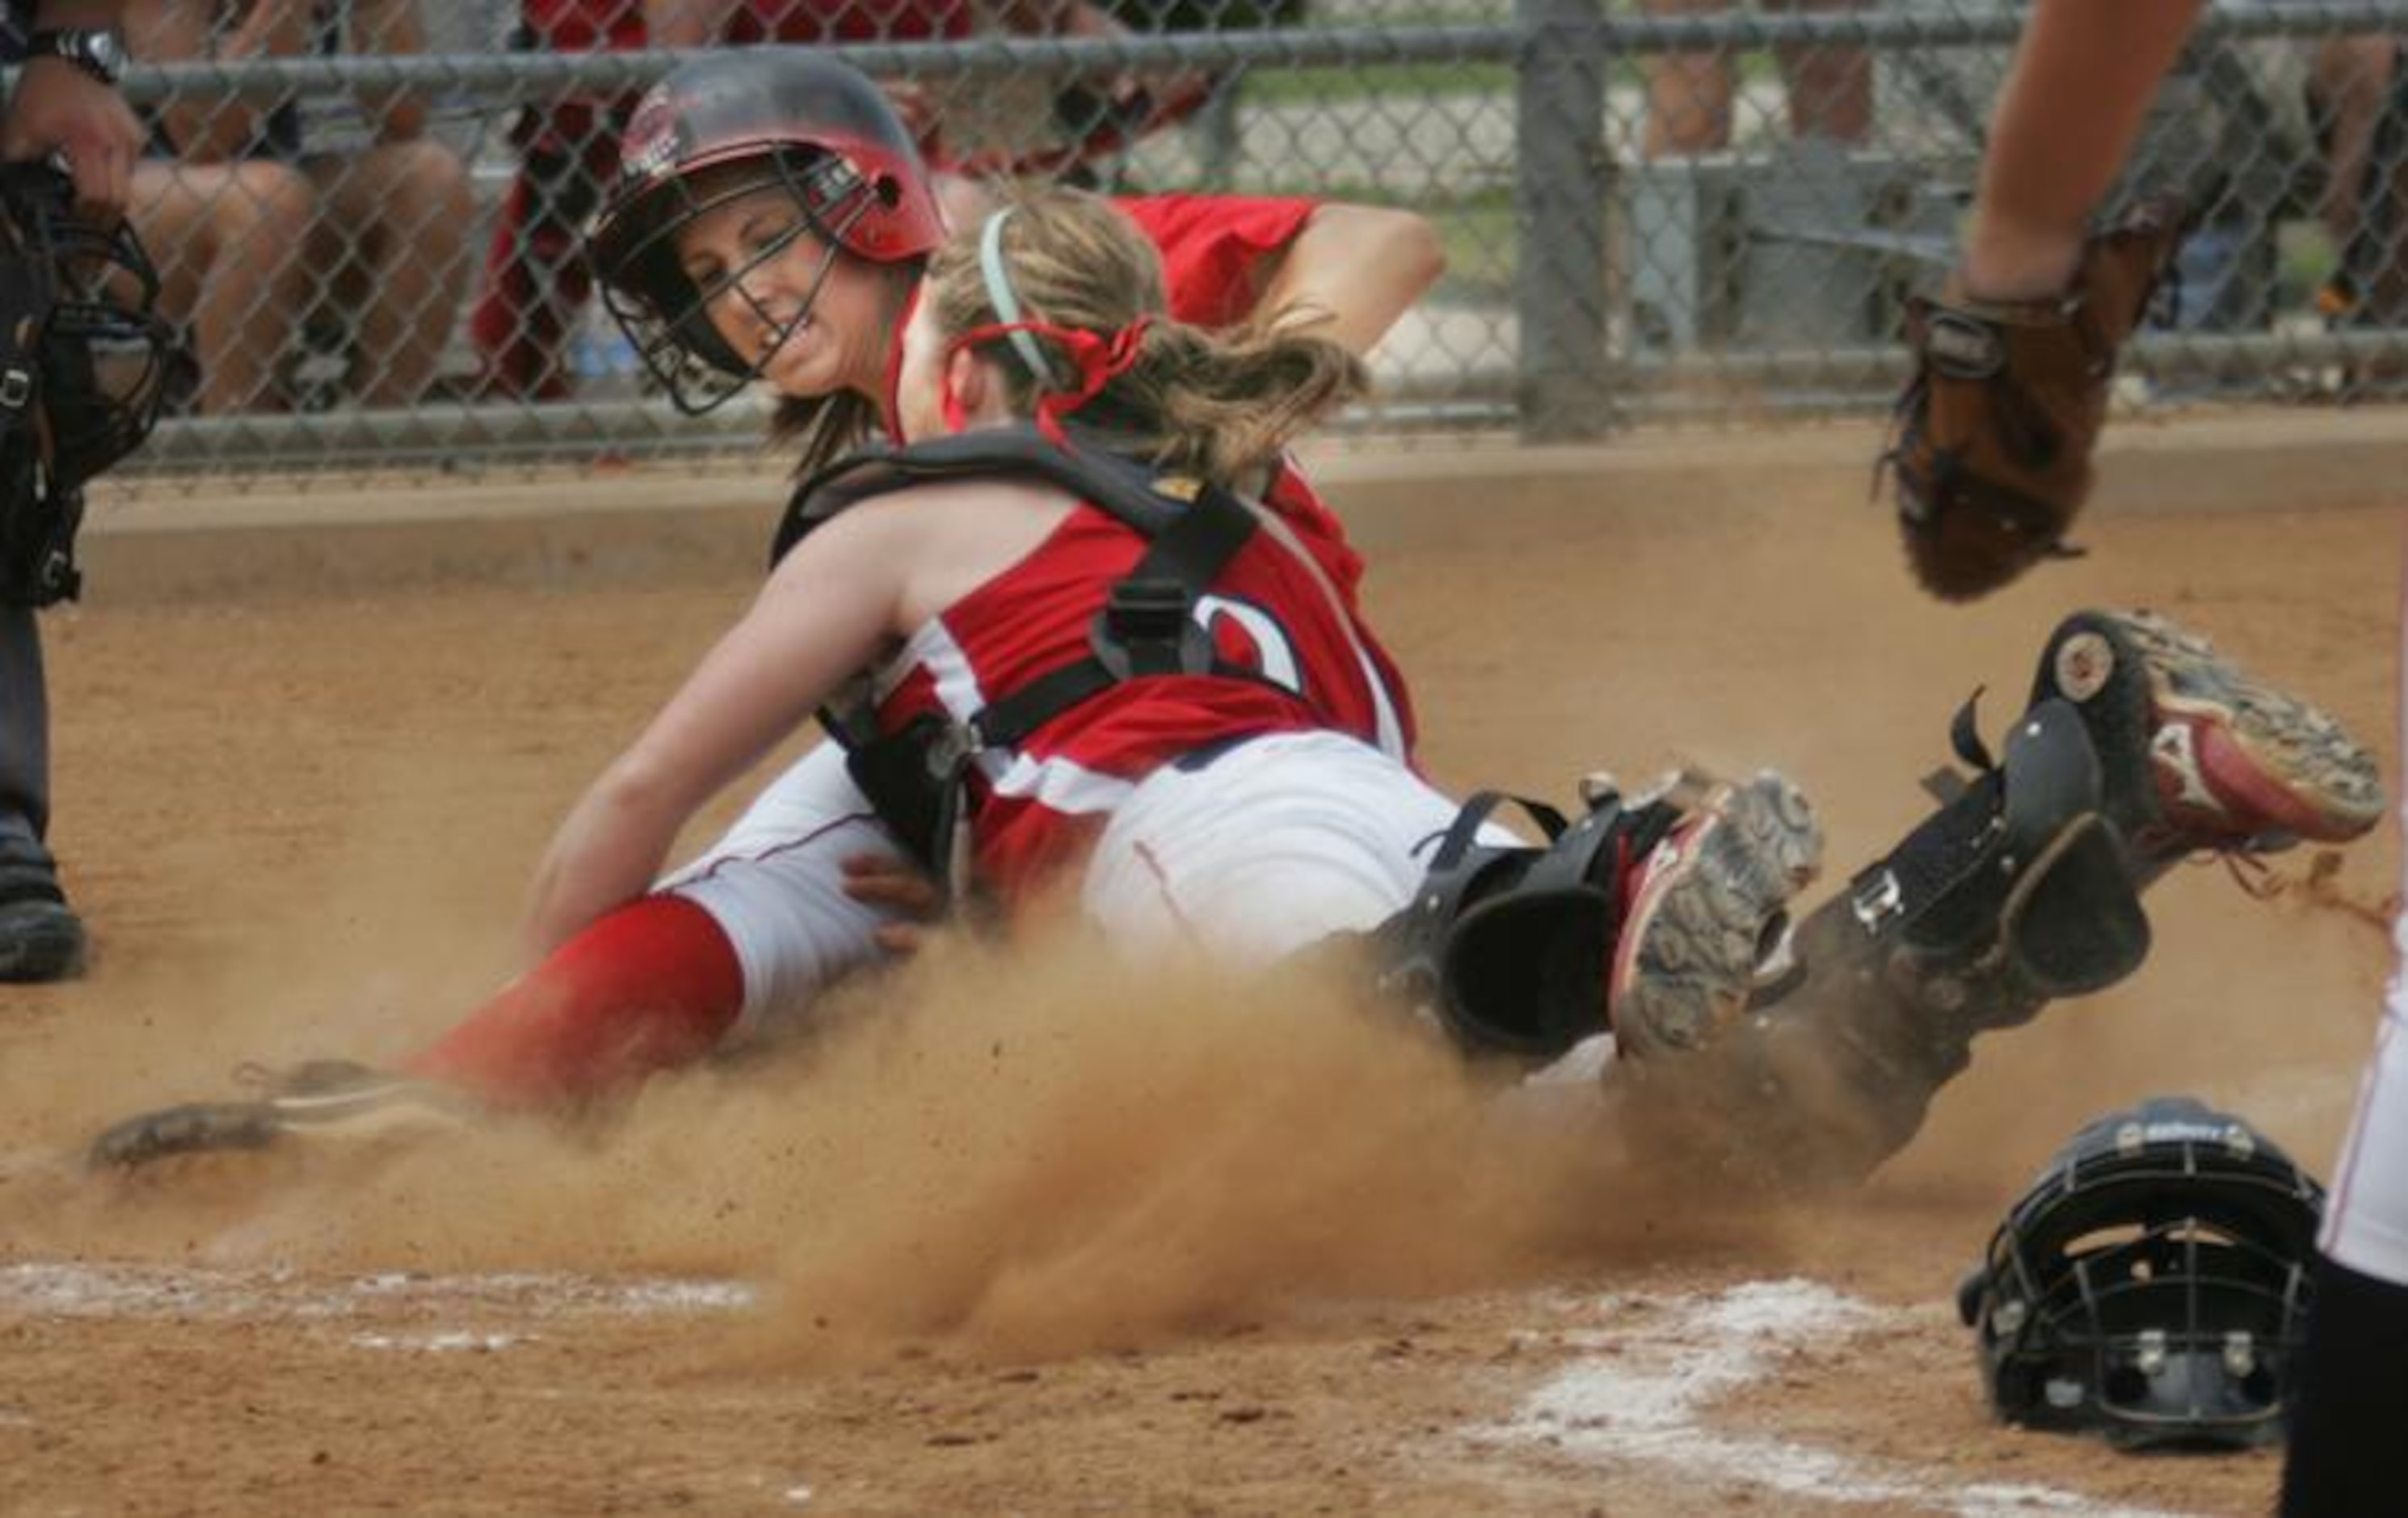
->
<box><xmin>1958</xmin><ymin>1096</ymin><xmax>2324</xmax><ymax>1449</ymax></box>
<box><xmin>596</xmin><ymin>147</ymin><xmax>882</xmax><ymax>415</ymax></box>
<box><xmin>590</xmin><ymin>53</ymin><xmax>946</xmax><ymax>415</ymax></box>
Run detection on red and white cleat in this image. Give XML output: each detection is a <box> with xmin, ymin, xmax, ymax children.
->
<box><xmin>2037</xmin><ymin>610</ymin><xmax>2384</xmax><ymax>857</ymax></box>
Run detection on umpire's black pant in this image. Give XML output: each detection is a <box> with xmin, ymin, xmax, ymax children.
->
<box><xmin>0</xmin><ymin>601</ymin><xmax>53</xmax><ymax>863</ymax></box>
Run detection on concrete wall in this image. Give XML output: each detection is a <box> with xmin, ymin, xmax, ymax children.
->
<box><xmin>72</xmin><ymin>407</ymin><xmax>2408</xmax><ymax>604</ymax></box>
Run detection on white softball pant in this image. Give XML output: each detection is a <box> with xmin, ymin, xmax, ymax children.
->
<box><xmin>657</xmin><ymin>732</ymin><xmax>1515</xmax><ymax>1038</ymax></box>
<box><xmin>1080</xmin><ymin>730</ymin><xmax>1517</xmax><ymax>966</ymax></box>
<box><xmin>655</xmin><ymin>741</ymin><xmax>915</xmax><ymax>1039</ymax></box>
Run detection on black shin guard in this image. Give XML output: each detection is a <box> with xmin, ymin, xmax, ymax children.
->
<box><xmin>1610</xmin><ymin>698</ymin><xmax>2153</xmax><ymax>1187</ymax></box>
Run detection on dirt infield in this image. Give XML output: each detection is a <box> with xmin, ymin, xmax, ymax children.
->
<box><xmin>2</xmin><ymin>424</ymin><xmax>2399</xmax><ymax>1514</ymax></box>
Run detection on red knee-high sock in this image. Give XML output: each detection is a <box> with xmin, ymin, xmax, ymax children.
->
<box><xmin>406</xmin><ymin>896</ymin><xmax>744</xmax><ymax>1108</ymax></box>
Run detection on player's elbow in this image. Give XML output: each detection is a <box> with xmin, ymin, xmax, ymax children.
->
<box><xmin>1326</xmin><ymin>206</ymin><xmax>1445</xmax><ymax>301</ymax></box>
<box><xmin>1382</xmin><ymin>209</ymin><xmax>1448</xmax><ymax>300</ymax></box>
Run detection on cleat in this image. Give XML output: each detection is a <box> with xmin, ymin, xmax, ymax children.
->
<box><xmin>89</xmin><ymin>1060</ymin><xmax>471</xmax><ymax>1170</ymax></box>
<box><xmin>2035</xmin><ymin>610</ymin><xmax>2384</xmax><ymax>857</ymax></box>
<box><xmin>0</xmin><ymin>829</ymin><xmax>84</xmax><ymax>983</ymax></box>
<box><xmin>1609</xmin><ymin>771</ymin><xmax>1824</xmax><ymax>1058</ymax></box>
<box><xmin>0</xmin><ymin>897</ymin><xmax>84</xmax><ymax>983</ymax></box>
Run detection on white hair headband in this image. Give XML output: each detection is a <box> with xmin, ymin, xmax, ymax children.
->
<box><xmin>977</xmin><ymin>207</ymin><xmax>1058</xmax><ymax>384</ymax></box>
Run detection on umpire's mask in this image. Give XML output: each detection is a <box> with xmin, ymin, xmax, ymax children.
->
<box><xmin>0</xmin><ymin>162</ymin><xmax>182</xmax><ymax>605</ymax></box>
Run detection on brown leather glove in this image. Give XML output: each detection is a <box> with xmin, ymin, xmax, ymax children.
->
<box><xmin>1884</xmin><ymin>200</ymin><xmax>2190</xmax><ymax>601</ymax></box>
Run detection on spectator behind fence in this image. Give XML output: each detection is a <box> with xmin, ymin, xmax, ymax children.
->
<box><xmin>470</xmin><ymin>0</ymin><xmax>1133</xmax><ymax>403</ymax></box>
<box><xmin>290</xmin><ymin>0</ymin><xmax>474</xmax><ymax>407</ymax></box>
<box><xmin>1640</xmin><ymin>0</ymin><xmax>1871</xmax><ymax>157</ymax></box>
<box><xmin>1089</xmin><ymin>0</ymin><xmax>1299</xmax><ymax>190</ymax></box>
<box><xmin>124</xmin><ymin>0</ymin><xmax>472</xmax><ymax>411</ymax></box>
<box><xmin>124</xmin><ymin>0</ymin><xmax>313</xmax><ymax>413</ymax></box>
<box><xmin>2309</xmin><ymin>33</ymin><xmax>2408</xmax><ymax>327</ymax></box>
<box><xmin>2122</xmin><ymin>29</ymin><xmax>2406</xmax><ymax>346</ymax></box>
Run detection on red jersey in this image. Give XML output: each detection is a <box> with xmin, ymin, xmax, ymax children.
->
<box><xmin>865</xmin><ymin>494</ymin><xmax>1413</xmax><ymax>900</ymax></box>
<box><xmin>1116</xmin><ymin>194</ymin><xmax>1318</xmax><ymax>331</ymax></box>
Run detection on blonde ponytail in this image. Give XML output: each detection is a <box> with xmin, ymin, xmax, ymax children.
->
<box><xmin>925</xmin><ymin>188</ymin><xmax>1366</xmax><ymax>487</ymax></box>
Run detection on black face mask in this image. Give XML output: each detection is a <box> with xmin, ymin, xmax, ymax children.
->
<box><xmin>0</xmin><ymin>162</ymin><xmax>182</xmax><ymax>605</ymax></box>
<box><xmin>0</xmin><ymin>163</ymin><xmax>179</xmax><ymax>487</ymax></box>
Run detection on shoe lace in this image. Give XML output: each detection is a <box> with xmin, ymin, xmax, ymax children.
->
<box><xmin>2214</xmin><ymin>850</ymin><xmax>2398</xmax><ymax>934</ymax></box>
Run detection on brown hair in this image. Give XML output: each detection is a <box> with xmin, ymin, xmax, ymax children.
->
<box><xmin>922</xmin><ymin>188</ymin><xmax>1366</xmax><ymax>487</ymax></box>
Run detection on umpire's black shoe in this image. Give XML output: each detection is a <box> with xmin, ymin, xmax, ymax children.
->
<box><xmin>0</xmin><ymin>896</ymin><xmax>84</xmax><ymax>981</ymax></box>
<box><xmin>0</xmin><ymin>828</ymin><xmax>86</xmax><ymax>982</ymax></box>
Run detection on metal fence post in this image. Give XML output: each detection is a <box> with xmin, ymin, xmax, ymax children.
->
<box><xmin>1513</xmin><ymin>0</ymin><xmax>1610</xmax><ymax>441</ymax></box>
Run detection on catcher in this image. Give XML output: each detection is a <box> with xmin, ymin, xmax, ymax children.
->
<box><xmin>91</xmin><ymin>172</ymin><xmax>2381</xmax><ymax>1190</ymax></box>
<box><xmin>1884</xmin><ymin>0</ymin><xmax>2203</xmax><ymax>601</ymax></box>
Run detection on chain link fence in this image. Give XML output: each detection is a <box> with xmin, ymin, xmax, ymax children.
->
<box><xmin>93</xmin><ymin>0</ymin><xmax>2408</xmax><ymax>476</ymax></box>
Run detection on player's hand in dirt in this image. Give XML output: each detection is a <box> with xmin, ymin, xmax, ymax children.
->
<box><xmin>840</xmin><ymin>851</ymin><xmax>943</xmax><ymax>954</ymax></box>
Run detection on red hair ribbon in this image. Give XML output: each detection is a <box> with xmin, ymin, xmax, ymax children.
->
<box><xmin>941</xmin><ymin>316</ymin><xmax>1153</xmax><ymax>444</ymax></box>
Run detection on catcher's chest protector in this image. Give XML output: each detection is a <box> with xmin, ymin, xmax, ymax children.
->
<box><xmin>779</xmin><ymin>427</ymin><xmax>1277</xmax><ymax>893</ymax></box>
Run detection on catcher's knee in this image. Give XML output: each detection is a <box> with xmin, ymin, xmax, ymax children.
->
<box><xmin>1368</xmin><ymin>785</ymin><xmax>1680</xmax><ymax>1063</ymax></box>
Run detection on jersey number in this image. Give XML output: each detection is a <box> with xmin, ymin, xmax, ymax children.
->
<box><xmin>1195</xmin><ymin>593</ymin><xmax>1304</xmax><ymax>697</ymax></box>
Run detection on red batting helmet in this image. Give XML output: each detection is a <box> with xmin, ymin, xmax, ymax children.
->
<box><xmin>590</xmin><ymin>51</ymin><xmax>949</xmax><ymax>412</ymax></box>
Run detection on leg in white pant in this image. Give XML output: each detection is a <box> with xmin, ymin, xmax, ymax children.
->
<box><xmin>1081</xmin><ymin>732</ymin><xmax>1516</xmax><ymax>969</ymax></box>
<box><xmin>658</xmin><ymin>741</ymin><xmax>921</xmax><ymax>1038</ymax></box>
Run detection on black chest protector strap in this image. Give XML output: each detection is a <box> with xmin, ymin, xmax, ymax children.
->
<box><xmin>786</xmin><ymin>428</ymin><xmax>1273</xmax><ymax>888</ymax></box>
<box><xmin>774</xmin><ymin>425</ymin><xmax>1193</xmax><ymax>562</ymax></box>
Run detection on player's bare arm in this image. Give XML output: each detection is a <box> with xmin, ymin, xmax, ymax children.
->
<box><xmin>347</xmin><ymin>0</ymin><xmax>435</xmax><ymax>142</ymax></box>
<box><xmin>1254</xmin><ymin>204</ymin><xmax>1446</xmax><ymax>357</ymax></box>
<box><xmin>521</xmin><ymin>477</ymin><xmax>1069</xmax><ymax>959</ymax></box>
<box><xmin>1883</xmin><ymin>0</ymin><xmax>2204</xmax><ymax>600</ymax></box>
<box><xmin>522</xmin><ymin>505</ymin><xmax>919</xmax><ymax>960</ymax></box>
<box><xmin>1962</xmin><ymin>0</ymin><xmax>2204</xmax><ymax>299</ymax></box>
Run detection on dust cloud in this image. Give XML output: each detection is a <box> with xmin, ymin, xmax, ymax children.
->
<box><xmin>6</xmin><ymin>774</ymin><xmax>2393</xmax><ymax>1371</ymax></box>
<box><xmin>2</xmin><ymin>892</ymin><xmax>1790</xmax><ymax>1367</ymax></box>
<box><xmin>2</xmin><ymin>499</ymin><xmax>2397</xmax><ymax>1377</ymax></box>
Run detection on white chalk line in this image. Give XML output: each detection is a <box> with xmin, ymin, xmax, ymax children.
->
<box><xmin>1471</xmin><ymin>1279</ymin><xmax>2197</xmax><ymax>1518</ymax></box>
<box><xmin>0</xmin><ymin>1259</ymin><xmax>756</xmax><ymax>1331</ymax></box>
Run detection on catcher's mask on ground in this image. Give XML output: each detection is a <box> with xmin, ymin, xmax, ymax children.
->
<box><xmin>1956</xmin><ymin>1094</ymin><xmax>2323</xmax><ymax>1450</ymax></box>
<box><xmin>0</xmin><ymin>162</ymin><xmax>178</xmax><ymax>490</ymax></box>
<box><xmin>590</xmin><ymin>51</ymin><xmax>946</xmax><ymax>415</ymax></box>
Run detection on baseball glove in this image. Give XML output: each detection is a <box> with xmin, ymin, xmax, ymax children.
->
<box><xmin>1884</xmin><ymin>199</ymin><xmax>2190</xmax><ymax>601</ymax></box>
